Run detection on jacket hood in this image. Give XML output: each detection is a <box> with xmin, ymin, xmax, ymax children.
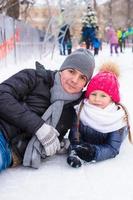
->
<box><xmin>35</xmin><ymin>61</ymin><xmax>57</xmax><ymax>85</ymax></box>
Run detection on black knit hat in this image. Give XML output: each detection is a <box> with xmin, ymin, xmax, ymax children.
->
<box><xmin>60</xmin><ymin>48</ymin><xmax>95</xmax><ymax>80</ymax></box>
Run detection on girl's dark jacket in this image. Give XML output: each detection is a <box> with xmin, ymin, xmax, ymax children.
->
<box><xmin>69</xmin><ymin>116</ymin><xmax>128</xmax><ymax>162</ymax></box>
<box><xmin>0</xmin><ymin>62</ymin><xmax>82</xmax><ymax>161</ymax></box>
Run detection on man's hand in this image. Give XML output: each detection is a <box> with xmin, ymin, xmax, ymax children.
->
<box><xmin>36</xmin><ymin>123</ymin><xmax>60</xmax><ymax>156</ymax></box>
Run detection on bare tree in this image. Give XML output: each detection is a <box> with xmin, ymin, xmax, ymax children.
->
<box><xmin>127</xmin><ymin>0</ymin><xmax>133</xmax><ymax>27</ymax></box>
<box><xmin>93</xmin><ymin>0</ymin><xmax>97</xmax><ymax>11</ymax></box>
<box><xmin>108</xmin><ymin>0</ymin><xmax>113</xmax><ymax>25</ymax></box>
<box><xmin>0</xmin><ymin>0</ymin><xmax>19</xmax><ymax>18</ymax></box>
<box><xmin>6</xmin><ymin>0</ymin><xmax>19</xmax><ymax>19</ymax></box>
<box><xmin>19</xmin><ymin>0</ymin><xmax>35</xmax><ymax>21</ymax></box>
<box><xmin>0</xmin><ymin>0</ymin><xmax>35</xmax><ymax>20</ymax></box>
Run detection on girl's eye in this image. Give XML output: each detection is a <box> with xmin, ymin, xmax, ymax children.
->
<box><xmin>91</xmin><ymin>93</ymin><xmax>96</xmax><ymax>96</ymax></box>
<box><xmin>101</xmin><ymin>94</ymin><xmax>106</xmax><ymax>97</ymax></box>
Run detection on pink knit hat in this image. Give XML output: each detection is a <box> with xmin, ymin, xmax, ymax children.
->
<box><xmin>85</xmin><ymin>71</ymin><xmax>120</xmax><ymax>103</ymax></box>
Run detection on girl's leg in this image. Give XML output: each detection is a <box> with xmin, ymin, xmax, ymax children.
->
<box><xmin>0</xmin><ymin>131</ymin><xmax>12</xmax><ymax>172</ymax></box>
<box><xmin>110</xmin><ymin>44</ymin><xmax>113</xmax><ymax>54</ymax></box>
<box><xmin>115</xmin><ymin>44</ymin><xmax>119</xmax><ymax>54</ymax></box>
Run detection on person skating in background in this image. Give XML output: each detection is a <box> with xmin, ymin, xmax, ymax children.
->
<box><xmin>67</xmin><ymin>61</ymin><xmax>131</xmax><ymax>168</ymax></box>
<box><xmin>121</xmin><ymin>28</ymin><xmax>127</xmax><ymax>50</ymax></box>
<box><xmin>0</xmin><ymin>48</ymin><xmax>95</xmax><ymax>172</ymax></box>
<box><xmin>58</xmin><ymin>24</ymin><xmax>72</xmax><ymax>55</ymax></box>
<box><xmin>81</xmin><ymin>25</ymin><xmax>95</xmax><ymax>50</ymax></box>
<box><xmin>92</xmin><ymin>37</ymin><xmax>102</xmax><ymax>56</ymax></box>
<box><xmin>117</xmin><ymin>27</ymin><xmax>123</xmax><ymax>53</ymax></box>
<box><xmin>107</xmin><ymin>26</ymin><xmax>119</xmax><ymax>55</ymax></box>
<box><xmin>117</xmin><ymin>27</ymin><xmax>127</xmax><ymax>52</ymax></box>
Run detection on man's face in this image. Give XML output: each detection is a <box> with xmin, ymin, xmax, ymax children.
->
<box><xmin>60</xmin><ymin>69</ymin><xmax>87</xmax><ymax>94</ymax></box>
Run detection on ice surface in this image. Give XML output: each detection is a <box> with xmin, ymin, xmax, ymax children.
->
<box><xmin>0</xmin><ymin>44</ymin><xmax>133</xmax><ymax>200</ymax></box>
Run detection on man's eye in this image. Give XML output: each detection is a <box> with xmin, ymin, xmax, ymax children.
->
<box><xmin>69</xmin><ymin>70</ymin><xmax>74</xmax><ymax>74</ymax></box>
<box><xmin>80</xmin><ymin>76</ymin><xmax>87</xmax><ymax>81</ymax></box>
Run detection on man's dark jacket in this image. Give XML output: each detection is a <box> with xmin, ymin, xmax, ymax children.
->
<box><xmin>0</xmin><ymin>62</ymin><xmax>82</xmax><ymax>161</ymax></box>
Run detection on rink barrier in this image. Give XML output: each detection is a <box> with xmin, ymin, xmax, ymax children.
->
<box><xmin>0</xmin><ymin>14</ymin><xmax>51</xmax><ymax>68</ymax></box>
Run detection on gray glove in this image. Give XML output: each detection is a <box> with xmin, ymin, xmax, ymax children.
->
<box><xmin>36</xmin><ymin>123</ymin><xmax>60</xmax><ymax>156</ymax></box>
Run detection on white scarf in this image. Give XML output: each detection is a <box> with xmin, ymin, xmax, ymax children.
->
<box><xmin>75</xmin><ymin>99</ymin><xmax>127</xmax><ymax>133</ymax></box>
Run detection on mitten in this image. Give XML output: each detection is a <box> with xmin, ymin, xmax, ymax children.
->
<box><xmin>36</xmin><ymin>123</ymin><xmax>60</xmax><ymax>156</ymax></box>
<box><xmin>75</xmin><ymin>144</ymin><xmax>96</xmax><ymax>162</ymax></box>
<box><xmin>67</xmin><ymin>145</ymin><xmax>83</xmax><ymax>168</ymax></box>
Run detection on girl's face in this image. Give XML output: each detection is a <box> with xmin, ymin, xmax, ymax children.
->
<box><xmin>88</xmin><ymin>90</ymin><xmax>112</xmax><ymax>109</ymax></box>
<box><xmin>60</xmin><ymin>69</ymin><xmax>87</xmax><ymax>94</ymax></box>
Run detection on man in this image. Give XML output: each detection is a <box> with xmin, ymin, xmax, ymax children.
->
<box><xmin>58</xmin><ymin>24</ymin><xmax>71</xmax><ymax>55</ymax></box>
<box><xmin>0</xmin><ymin>48</ymin><xmax>95</xmax><ymax>171</ymax></box>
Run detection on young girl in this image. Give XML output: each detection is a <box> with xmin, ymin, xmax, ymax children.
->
<box><xmin>67</xmin><ymin>62</ymin><xmax>132</xmax><ymax>168</ymax></box>
<box><xmin>107</xmin><ymin>27</ymin><xmax>119</xmax><ymax>55</ymax></box>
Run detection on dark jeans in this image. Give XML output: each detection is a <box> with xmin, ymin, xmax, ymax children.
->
<box><xmin>0</xmin><ymin>131</ymin><xmax>12</xmax><ymax>172</ymax></box>
<box><xmin>59</xmin><ymin>41</ymin><xmax>67</xmax><ymax>55</ymax></box>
